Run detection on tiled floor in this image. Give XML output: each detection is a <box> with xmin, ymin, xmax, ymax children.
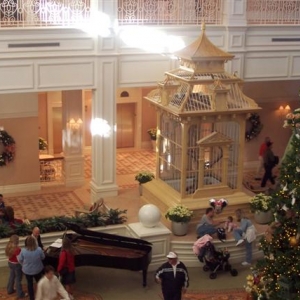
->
<box><xmin>6</xmin><ymin>149</ymin><xmax>156</xmax><ymax>221</ymax></box>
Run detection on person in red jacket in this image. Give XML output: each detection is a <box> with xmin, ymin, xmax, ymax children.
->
<box><xmin>57</xmin><ymin>237</ymin><xmax>76</xmax><ymax>300</ymax></box>
<box><xmin>255</xmin><ymin>137</ymin><xmax>271</xmax><ymax>180</ymax></box>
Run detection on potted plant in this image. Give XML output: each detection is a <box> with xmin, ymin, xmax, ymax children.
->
<box><xmin>165</xmin><ymin>205</ymin><xmax>193</xmax><ymax>236</ymax></box>
<box><xmin>39</xmin><ymin>137</ymin><xmax>48</xmax><ymax>151</ymax></box>
<box><xmin>135</xmin><ymin>171</ymin><xmax>155</xmax><ymax>195</ymax></box>
<box><xmin>135</xmin><ymin>171</ymin><xmax>155</xmax><ymax>184</ymax></box>
<box><xmin>249</xmin><ymin>193</ymin><xmax>273</xmax><ymax>224</ymax></box>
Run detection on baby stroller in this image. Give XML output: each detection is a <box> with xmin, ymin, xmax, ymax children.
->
<box><xmin>194</xmin><ymin>235</ymin><xmax>238</xmax><ymax>279</ymax></box>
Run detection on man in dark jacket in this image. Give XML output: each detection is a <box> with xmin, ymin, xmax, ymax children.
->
<box><xmin>155</xmin><ymin>251</ymin><xmax>189</xmax><ymax>300</ymax></box>
<box><xmin>261</xmin><ymin>141</ymin><xmax>276</xmax><ymax>187</ymax></box>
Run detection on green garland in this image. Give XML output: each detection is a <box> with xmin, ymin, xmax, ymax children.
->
<box><xmin>0</xmin><ymin>130</ymin><xmax>16</xmax><ymax>167</ymax></box>
<box><xmin>245</xmin><ymin>113</ymin><xmax>263</xmax><ymax>141</ymax></box>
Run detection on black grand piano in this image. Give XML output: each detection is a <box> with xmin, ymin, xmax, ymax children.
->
<box><xmin>44</xmin><ymin>223</ymin><xmax>152</xmax><ymax>286</ymax></box>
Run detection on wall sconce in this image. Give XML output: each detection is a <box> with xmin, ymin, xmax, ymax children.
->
<box><xmin>279</xmin><ymin>105</ymin><xmax>291</xmax><ymax>116</ymax></box>
<box><xmin>68</xmin><ymin>118</ymin><xmax>83</xmax><ymax>132</ymax></box>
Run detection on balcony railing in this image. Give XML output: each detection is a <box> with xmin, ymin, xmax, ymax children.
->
<box><xmin>0</xmin><ymin>0</ymin><xmax>91</xmax><ymax>27</ymax></box>
<box><xmin>0</xmin><ymin>0</ymin><xmax>222</xmax><ymax>28</ymax></box>
<box><xmin>247</xmin><ymin>0</ymin><xmax>300</xmax><ymax>24</ymax></box>
<box><xmin>0</xmin><ymin>0</ymin><xmax>300</xmax><ymax>28</ymax></box>
<box><xmin>118</xmin><ymin>0</ymin><xmax>222</xmax><ymax>25</ymax></box>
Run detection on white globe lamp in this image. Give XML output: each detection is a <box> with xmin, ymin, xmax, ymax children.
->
<box><xmin>138</xmin><ymin>204</ymin><xmax>161</xmax><ymax>228</ymax></box>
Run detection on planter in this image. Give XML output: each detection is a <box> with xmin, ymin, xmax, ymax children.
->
<box><xmin>171</xmin><ymin>221</ymin><xmax>189</xmax><ymax>236</ymax></box>
<box><xmin>254</xmin><ymin>210</ymin><xmax>273</xmax><ymax>224</ymax></box>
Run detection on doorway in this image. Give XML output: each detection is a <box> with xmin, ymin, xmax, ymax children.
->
<box><xmin>117</xmin><ymin>103</ymin><xmax>135</xmax><ymax>148</ymax></box>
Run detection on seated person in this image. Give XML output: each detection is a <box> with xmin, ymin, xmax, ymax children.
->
<box><xmin>224</xmin><ymin>216</ymin><xmax>237</xmax><ymax>232</ymax></box>
<box><xmin>5</xmin><ymin>206</ymin><xmax>23</xmax><ymax>229</ymax></box>
<box><xmin>196</xmin><ymin>207</ymin><xmax>223</xmax><ymax>238</ymax></box>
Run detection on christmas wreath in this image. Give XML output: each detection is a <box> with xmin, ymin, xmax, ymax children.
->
<box><xmin>245</xmin><ymin>113</ymin><xmax>263</xmax><ymax>141</ymax></box>
<box><xmin>0</xmin><ymin>129</ymin><xmax>16</xmax><ymax>167</ymax></box>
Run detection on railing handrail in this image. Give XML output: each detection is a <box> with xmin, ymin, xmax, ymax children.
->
<box><xmin>1</xmin><ymin>0</ymin><xmax>300</xmax><ymax>29</ymax></box>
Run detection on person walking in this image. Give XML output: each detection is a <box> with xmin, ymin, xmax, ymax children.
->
<box><xmin>57</xmin><ymin>237</ymin><xmax>76</xmax><ymax>300</ymax></box>
<box><xmin>233</xmin><ymin>209</ymin><xmax>256</xmax><ymax>266</ymax></box>
<box><xmin>35</xmin><ymin>265</ymin><xmax>70</xmax><ymax>300</ymax></box>
<box><xmin>17</xmin><ymin>235</ymin><xmax>45</xmax><ymax>300</ymax></box>
<box><xmin>5</xmin><ymin>235</ymin><xmax>27</xmax><ymax>299</ymax></box>
<box><xmin>255</xmin><ymin>137</ymin><xmax>271</xmax><ymax>180</ymax></box>
<box><xmin>261</xmin><ymin>141</ymin><xmax>276</xmax><ymax>188</ymax></box>
<box><xmin>155</xmin><ymin>251</ymin><xmax>189</xmax><ymax>300</ymax></box>
<box><xmin>196</xmin><ymin>207</ymin><xmax>223</xmax><ymax>238</ymax></box>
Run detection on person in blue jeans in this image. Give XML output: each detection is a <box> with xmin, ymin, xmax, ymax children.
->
<box><xmin>17</xmin><ymin>235</ymin><xmax>45</xmax><ymax>300</ymax></box>
<box><xmin>233</xmin><ymin>209</ymin><xmax>257</xmax><ymax>266</ymax></box>
<box><xmin>5</xmin><ymin>234</ymin><xmax>27</xmax><ymax>298</ymax></box>
<box><xmin>196</xmin><ymin>207</ymin><xmax>223</xmax><ymax>238</ymax></box>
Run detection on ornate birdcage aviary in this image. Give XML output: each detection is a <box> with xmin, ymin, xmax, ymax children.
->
<box><xmin>143</xmin><ymin>24</ymin><xmax>260</xmax><ymax>209</ymax></box>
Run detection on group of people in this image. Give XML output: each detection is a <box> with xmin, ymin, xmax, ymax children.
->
<box><xmin>196</xmin><ymin>207</ymin><xmax>256</xmax><ymax>266</ymax></box>
<box><xmin>5</xmin><ymin>227</ymin><xmax>76</xmax><ymax>300</ymax></box>
<box><xmin>155</xmin><ymin>207</ymin><xmax>257</xmax><ymax>300</ymax></box>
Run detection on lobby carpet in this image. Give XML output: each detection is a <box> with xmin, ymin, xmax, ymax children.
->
<box><xmin>182</xmin><ymin>289</ymin><xmax>249</xmax><ymax>300</ymax></box>
<box><xmin>0</xmin><ymin>288</ymin><xmax>102</xmax><ymax>300</ymax></box>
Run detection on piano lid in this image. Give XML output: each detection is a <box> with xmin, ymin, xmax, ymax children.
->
<box><xmin>64</xmin><ymin>222</ymin><xmax>152</xmax><ymax>246</ymax></box>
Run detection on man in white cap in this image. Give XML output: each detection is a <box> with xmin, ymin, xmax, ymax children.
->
<box><xmin>155</xmin><ymin>251</ymin><xmax>189</xmax><ymax>300</ymax></box>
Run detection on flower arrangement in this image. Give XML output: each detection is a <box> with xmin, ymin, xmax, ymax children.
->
<box><xmin>39</xmin><ymin>137</ymin><xmax>48</xmax><ymax>150</ymax></box>
<box><xmin>135</xmin><ymin>171</ymin><xmax>155</xmax><ymax>184</ymax></box>
<box><xmin>147</xmin><ymin>128</ymin><xmax>157</xmax><ymax>140</ymax></box>
<box><xmin>283</xmin><ymin>109</ymin><xmax>300</xmax><ymax>129</ymax></box>
<box><xmin>249</xmin><ymin>193</ymin><xmax>272</xmax><ymax>213</ymax></box>
<box><xmin>165</xmin><ymin>205</ymin><xmax>193</xmax><ymax>223</ymax></box>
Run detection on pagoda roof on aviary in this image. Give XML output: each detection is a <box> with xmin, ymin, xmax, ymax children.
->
<box><xmin>174</xmin><ymin>23</ymin><xmax>234</xmax><ymax>62</ymax></box>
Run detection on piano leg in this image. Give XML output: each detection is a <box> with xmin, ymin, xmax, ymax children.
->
<box><xmin>142</xmin><ymin>268</ymin><xmax>148</xmax><ymax>287</ymax></box>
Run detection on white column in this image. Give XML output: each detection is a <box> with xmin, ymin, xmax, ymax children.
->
<box><xmin>90</xmin><ymin>57</ymin><xmax>118</xmax><ymax>201</ymax></box>
<box><xmin>89</xmin><ymin>0</ymin><xmax>119</xmax><ymax>201</ymax></box>
<box><xmin>62</xmin><ymin>90</ymin><xmax>85</xmax><ymax>187</ymax></box>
